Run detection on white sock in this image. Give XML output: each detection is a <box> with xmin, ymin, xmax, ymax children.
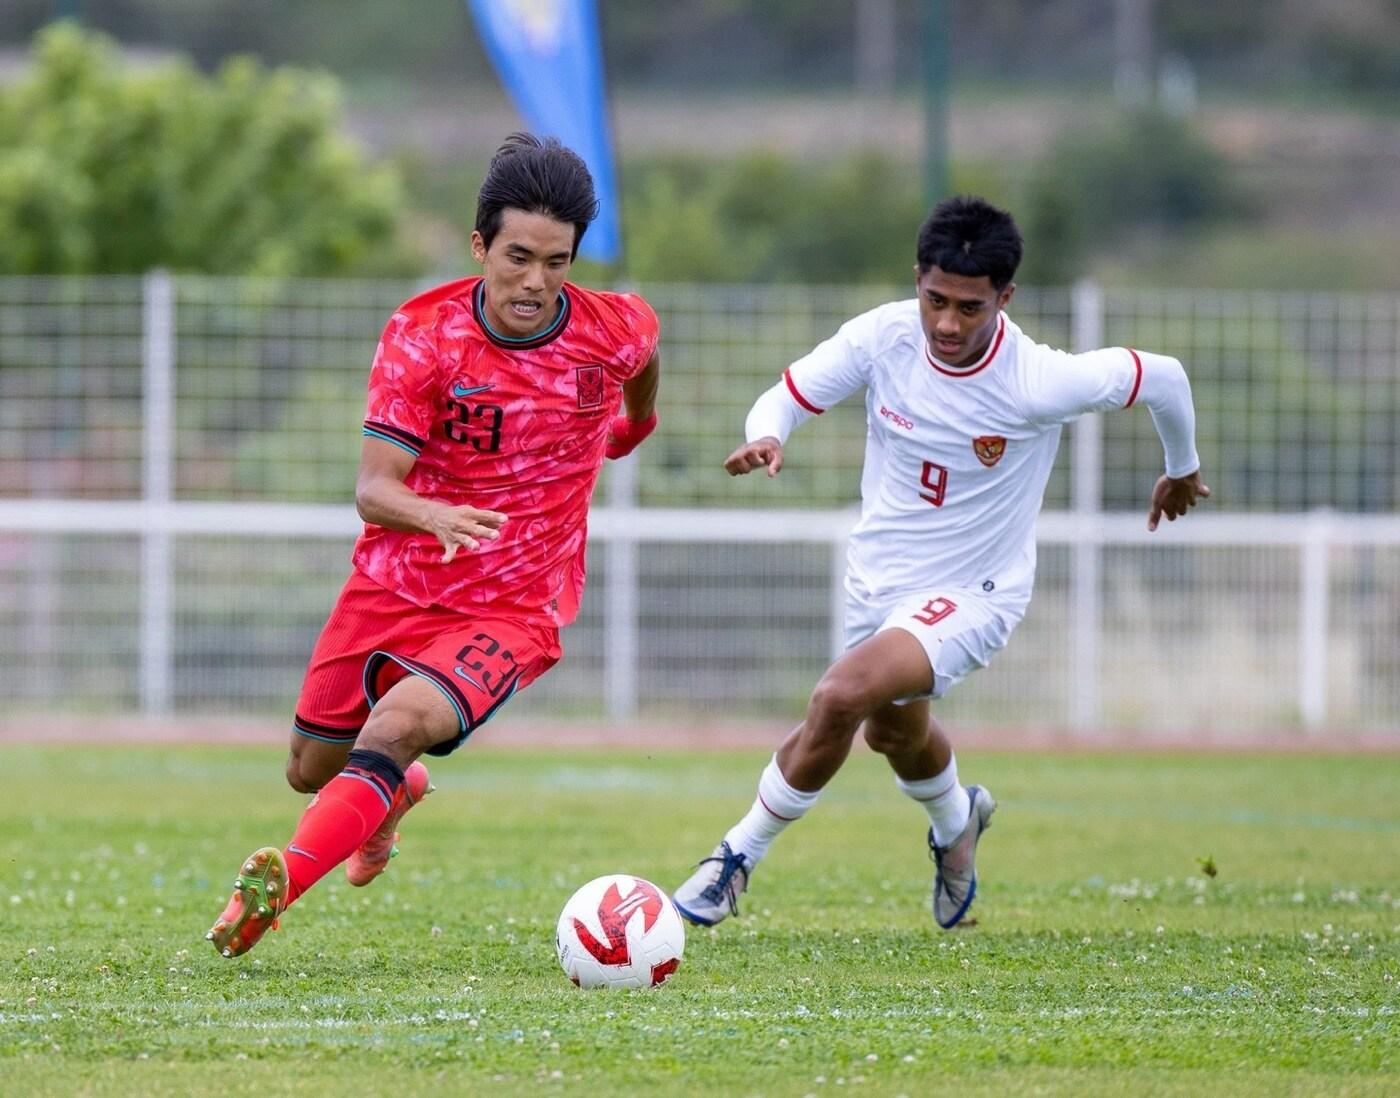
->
<box><xmin>721</xmin><ymin>756</ymin><xmax>820</xmax><ymax>866</ymax></box>
<box><xmin>896</xmin><ymin>756</ymin><xmax>970</xmax><ymax>847</ymax></box>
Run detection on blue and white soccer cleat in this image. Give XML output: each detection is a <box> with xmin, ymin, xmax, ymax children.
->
<box><xmin>671</xmin><ymin>841</ymin><xmax>753</xmax><ymax>927</ymax></box>
<box><xmin>928</xmin><ymin>784</ymin><xmax>996</xmax><ymax>929</ymax></box>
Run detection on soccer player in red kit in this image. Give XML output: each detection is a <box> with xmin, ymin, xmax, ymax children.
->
<box><xmin>206</xmin><ymin>133</ymin><xmax>661</xmax><ymax>957</ymax></box>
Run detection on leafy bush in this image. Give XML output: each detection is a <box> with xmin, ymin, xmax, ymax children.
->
<box><xmin>1018</xmin><ymin>109</ymin><xmax>1249</xmax><ymax>284</ymax></box>
<box><xmin>0</xmin><ymin>23</ymin><xmax>411</xmax><ymax>276</ymax></box>
<box><xmin>608</xmin><ymin>151</ymin><xmax>930</xmax><ymax>285</ymax></box>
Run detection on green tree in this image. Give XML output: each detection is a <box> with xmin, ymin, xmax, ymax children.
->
<box><xmin>1018</xmin><ymin>108</ymin><xmax>1249</xmax><ymax>284</ymax></box>
<box><xmin>0</xmin><ymin>22</ymin><xmax>410</xmax><ymax>275</ymax></box>
<box><xmin>615</xmin><ymin>151</ymin><xmax>928</xmax><ymax>285</ymax></box>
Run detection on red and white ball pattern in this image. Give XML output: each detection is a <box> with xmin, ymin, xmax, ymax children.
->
<box><xmin>555</xmin><ymin>874</ymin><xmax>685</xmax><ymax>990</ymax></box>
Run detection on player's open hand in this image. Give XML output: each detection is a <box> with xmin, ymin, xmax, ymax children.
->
<box><xmin>1148</xmin><ymin>470</ymin><xmax>1211</xmax><ymax>531</ymax></box>
<box><xmin>429</xmin><ymin>504</ymin><xmax>509</xmax><ymax>562</ymax></box>
<box><xmin>724</xmin><ymin>437</ymin><xmax>784</xmax><ymax>477</ymax></box>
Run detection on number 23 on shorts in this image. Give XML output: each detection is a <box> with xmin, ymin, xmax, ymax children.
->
<box><xmin>454</xmin><ymin>632</ymin><xmax>519</xmax><ymax>697</ymax></box>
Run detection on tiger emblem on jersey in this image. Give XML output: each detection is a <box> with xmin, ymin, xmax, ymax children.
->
<box><xmin>972</xmin><ymin>435</ymin><xmax>1007</xmax><ymax>467</ymax></box>
<box><xmin>576</xmin><ymin>365</ymin><xmax>604</xmax><ymax>409</ymax></box>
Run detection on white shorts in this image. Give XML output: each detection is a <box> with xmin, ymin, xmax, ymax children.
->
<box><xmin>843</xmin><ymin>576</ymin><xmax>1025</xmax><ymax>701</ymax></box>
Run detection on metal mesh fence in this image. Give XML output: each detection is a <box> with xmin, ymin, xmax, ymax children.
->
<box><xmin>3</xmin><ymin>276</ymin><xmax>1396</xmax><ymax>512</ymax></box>
<box><xmin>172</xmin><ymin>278</ymin><xmax>408</xmax><ymax>502</ymax></box>
<box><xmin>0</xmin><ymin>277</ymin><xmax>146</xmax><ymax>499</ymax></box>
<box><xmin>1101</xmin><ymin>290</ymin><xmax>1400</xmax><ymax>512</ymax></box>
<box><xmin>1</xmin><ymin>275</ymin><xmax>1397</xmax><ymax>734</ymax></box>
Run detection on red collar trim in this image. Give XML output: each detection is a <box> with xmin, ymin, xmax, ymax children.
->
<box><xmin>925</xmin><ymin>315</ymin><xmax>1006</xmax><ymax>378</ymax></box>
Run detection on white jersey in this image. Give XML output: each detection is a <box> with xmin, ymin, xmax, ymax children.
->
<box><xmin>769</xmin><ymin>301</ymin><xmax>1198</xmax><ymax>605</ymax></box>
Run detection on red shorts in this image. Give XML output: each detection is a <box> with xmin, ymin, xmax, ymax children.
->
<box><xmin>293</xmin><ymin>569</ymin><xmax>561</xmax><ymax>756</ymax></box>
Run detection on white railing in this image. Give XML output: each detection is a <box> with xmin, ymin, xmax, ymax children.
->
<box><xmin>2</xmin><ymin>494</ymin><xmax>1398</xmax><ymax>731</ymax></box>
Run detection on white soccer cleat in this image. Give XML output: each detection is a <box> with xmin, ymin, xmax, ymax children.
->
<box><xmin>929</xmin><ymin>784</ymin><xmax>996</xmax><ymax>929</ymax></box>
<box><xmin>671</xmin><ymin>841</ymin><xmax>753</xmax><ymax>927</ymax></box>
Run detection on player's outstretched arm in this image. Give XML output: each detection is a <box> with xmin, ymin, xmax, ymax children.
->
<box><xmin>1055</xmin><ymin>349</ymin><xmax>1206</xmax><ymax>531</ymax></box>
<box><xmin>1121</xmin><ymin>352</ymin><xmax>1209</xmax><ymax>531</ymax></box>
<box><xmin>724</xmin><ymin>437</ymin><xmax>784</xmax><ymax>477</ymax></box>
<box><xmin>1147</xmin><ymin>470</ymin><xmax>1211</xmax><ymax>531</ymax></box>
<box><xmin>728</xmin><ymin>373</ymin><xmax>819</xmax><ymax>478</ymax></box>
<box><xmin>355</xmin><ymin>437</ymin><xmax>507</xmax><ymax>562</ymax></box>
<box><xmin>727</xmin><ymin>310</ymin><xmax>869</xmax><ymax>480</ymax></box>
<box><xmin>606</xmin><ymin>350</ymin><xmax>660</xmax><ymax>460</ymax></box>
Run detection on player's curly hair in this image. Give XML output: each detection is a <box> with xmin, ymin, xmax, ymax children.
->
<box><xmin>917</xmin><ymin>196</ymin><xmax>1024</xmax><ymax>290</ymax></box>
<box><xmin>475</xmin><ymin>132</ymin><xmax>599</xmax><ymax>259</ymax></box>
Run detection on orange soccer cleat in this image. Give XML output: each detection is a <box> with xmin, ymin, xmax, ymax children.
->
<box><xmin>206</xmin><ymin>847</ymin><xmax>288</xmax><ymax>958</ymax></box>
<box><xmin>344</xmin><ymin>760</ymin><xmax>434</xmax><ymax>887</ymax></box>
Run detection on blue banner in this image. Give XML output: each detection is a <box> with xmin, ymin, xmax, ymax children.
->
<box><xmin>466</xmin><ymin>0</ymin><xmax>621</xmax><ymax>264</ymax></box>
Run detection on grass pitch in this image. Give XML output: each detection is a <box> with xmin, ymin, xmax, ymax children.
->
<box><xmin>2</xmin><ymin>743</ymin><xmax>1398</xmax><ymax>1096</ymax></box>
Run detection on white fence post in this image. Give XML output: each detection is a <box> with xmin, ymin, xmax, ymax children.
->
<box><xmin>140</xmin><ymin>270</ymin><xmax>175</xmax><ymax>715</ymax></box>
<box><xmin>1070</xmin><ymin>281</ymin><xmax>1105</xmax><ymax>731</ymax></box>
<box><xmin>604</xmin><ymin>458</ymin><xmax>640</xmax><ymax>721</ymax></box>
<box><xmin>1299</xmin><ymin>511</ymin><xmax>1331</xmax><ymax>732</ymax></box>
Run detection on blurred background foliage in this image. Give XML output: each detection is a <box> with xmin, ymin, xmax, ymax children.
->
<box><xmin>0</xmin><ymin>23</ymin><xmax>409</xmax><ymax>276</ymax></box>
<box><xmin>0</xmin><ymin>5</ymin><xmax>1396</xmax><ymax>288</ymax></box>
<box><xmin>4</xmin><ymin>2</ymin><xmax>1398</xmax><ymax>96</ymax></box>
<box><xmin>0</xmin><ymin>9</ymin><xmax>1394</xmax><ymax>515</ymax></box>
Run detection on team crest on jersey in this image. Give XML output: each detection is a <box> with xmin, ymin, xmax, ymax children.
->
<box><xmin>973</xmin><ymin>435</ymin><xmax>1007</xmax><ymax>467</ymax></box>
<box><xmin>576</xmin><ymin>365</ymin><xmax>604</xmax><ymax>409</ymax></box>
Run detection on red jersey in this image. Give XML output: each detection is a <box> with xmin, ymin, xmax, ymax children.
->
<box><xmin>354</xmin><ymin>276</ymin><xmax>659</xmax><ymax>627</ymax></box>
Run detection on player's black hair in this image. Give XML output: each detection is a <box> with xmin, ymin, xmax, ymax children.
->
<box><xmin>916</xmin><ymin>196</ymin><xmax>1024</xmax><ymax>290</ymax></box>
<box><xmin>474</xmin><ymin>132</ymin><xmax>599</xmax><ymax>260</ymax></box>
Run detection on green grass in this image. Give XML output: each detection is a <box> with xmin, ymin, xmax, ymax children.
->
<box><xmin>3</xmin><ymin>745</ymin><xmax>1398</xmax><ymax>1096</ymax></box>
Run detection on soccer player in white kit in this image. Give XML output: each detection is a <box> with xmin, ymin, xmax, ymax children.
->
<box><xmin>673</xmin><ymin>196</ymin><xmax>1210</xmax><ymax>930</ymax></box>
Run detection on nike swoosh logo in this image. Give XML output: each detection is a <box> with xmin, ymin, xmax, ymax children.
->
<box><xmin>453</xmin><ymin>666</ymin><xmax>485</xmax><ymax>689</ymax></box>
<box><xmin>452</xmin><ymin>383</ymin><xmax>493</xmax><ymax>398</ymax></box>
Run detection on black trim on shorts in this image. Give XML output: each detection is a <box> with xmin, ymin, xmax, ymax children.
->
<box><xmin>361</xmin><ymin>650</ymin><xmax>513</xmax><ymax>757</ymax></box>
<box><xmin>292</xmin><ymin>713</ymin><xmax>360</xmax><ymax>745</ymax></box>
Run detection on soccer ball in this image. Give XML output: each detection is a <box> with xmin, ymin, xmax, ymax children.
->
<box><xmin>555</xmin><ymin>874</ymin><xmax>685</xmax><ymax>989</ymax></box>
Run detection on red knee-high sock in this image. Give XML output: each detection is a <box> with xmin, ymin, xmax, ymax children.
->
<box><xmin>281</xmin><ymin>748</ymin><xmax>404</xmax><ymax>906</ymax></box>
